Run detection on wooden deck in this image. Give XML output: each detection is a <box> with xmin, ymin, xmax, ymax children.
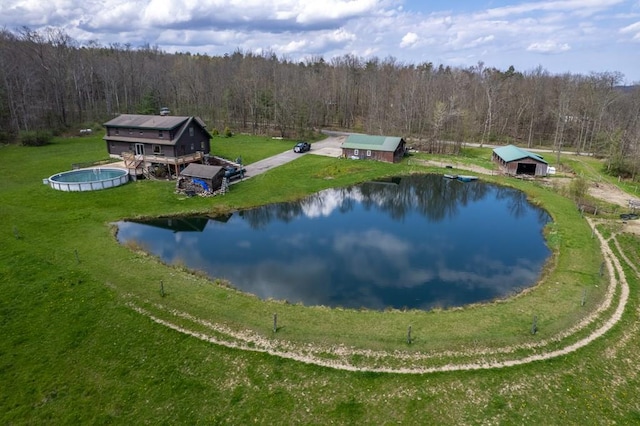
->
<box><xmin>121</xmin><ymin>151</ymin><xmax>205</xmax><ymax>179</ymax></box>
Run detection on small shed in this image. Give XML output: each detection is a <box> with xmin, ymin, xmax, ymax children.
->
<box><xmin>341</xmin><ymin>134</ymin><xmax>406</xmax><ymax>163</ymax></box>
<box><xmin>178</xmin><ymin>163</ymin><xmax>225</xmax><ymax>194</ymax></box>
<box><xmin>492</xmin><ymin>145</ymin><xmax>548</xmax><ymax>176</ymax></box>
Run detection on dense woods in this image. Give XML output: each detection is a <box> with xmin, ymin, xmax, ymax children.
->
<box><xmin>1</xmin><ymin>27</ymin><xmax>639</xmax><ymax>177</ymax></box>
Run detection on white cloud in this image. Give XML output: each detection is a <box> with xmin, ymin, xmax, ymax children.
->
<box><xmin>477</xmin><ymin>0</ymin><xmax>626</xmax><ymax>20</ymax></box>
<box><xmin>526</xmin><ymin>40</ymin><xmax>571</xmax><ymax>53</ymax></box>
<box><xmin>620</xmin><ymin>21</ymin><xmax>640</xmax><ymax>40</ymax></box>
<box><xmin>400</xmin><ymin>32</ymin><xmax>419</xmax><ymax>48</ymax></box>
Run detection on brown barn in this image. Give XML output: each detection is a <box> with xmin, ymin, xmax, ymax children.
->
<box><xmin>103</xmin><ymin>114</ymin><xmax>212</xmax><ymax>177</ymax></box>
<box><xmin>341</xmin><ymin>134</ymin><xmax>406</xmax><ymax>163</ymax></box>
<box><xmin>492</xmin><ymin>145</ymin><xmax>548</xmax><ymax>176</ymax></box>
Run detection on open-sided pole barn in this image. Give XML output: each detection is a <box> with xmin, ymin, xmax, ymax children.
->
<box><xmin>492</xmin><ymin>145</ymin><xmax>549</xmax><ymax>177</ymax></box>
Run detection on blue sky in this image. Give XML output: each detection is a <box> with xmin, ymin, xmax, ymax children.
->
<box><xmin>2</xmin><ymin>0</ymin><xmax>639</xmax><ymax>82</ymax></box>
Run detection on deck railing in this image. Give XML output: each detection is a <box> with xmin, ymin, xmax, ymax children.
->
<box><xmin>142</xmin><ymin>151</ymin><xmax>204</xmax><ymax>165</ymax></box>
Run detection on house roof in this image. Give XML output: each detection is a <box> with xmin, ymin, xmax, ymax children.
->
<box><xmin>104</xmin><ymin>114</ymin><xmax>212</xmax><ymax>139</ymax></box>
<box><xmin>493</xmin><ymin>145</ymin><xmax>548</xmax><ymax>164</ymax></box>
<box><xmin>104</xmin><ymin>114</ymin><xmax>190</xmax><ymax>130</ymax></box>
<box><xmin>179</xmin><ymin>163</ymin><xmax>224</xmax><ymax>180</ymax></box>
<box><xmin>101</xmin><ymin>135</ymin><xmax>176</xmax><ymax>146</ymax></box>
<box><xmin>342</xmin><ymin>134</ymin><xmax>404</xmax><ymax>152</ymax></box>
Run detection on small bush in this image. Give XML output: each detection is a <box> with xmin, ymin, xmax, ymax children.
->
<box><xmin>0</xmin><ymin>130</ymin><xmax>15</xmax><ymax>144</ymax></box>
<box><xmin>211</xmin><ymin>128</ymin><xmax>219</xmax><ymax>136</ymax></box>
<box><xmin>224</xmin><ymin>126</ymin><xmax>233</xmax><ymax>138</ymax></box>
<box><xmin>20</xmin><ymin>130</ymin><xmax>53</xmax><ymax>146</ymax></box>
<box><xmin>569</xmin><ymin>176</ymin><xmax>589</xmax><ymax>201</ymax></box>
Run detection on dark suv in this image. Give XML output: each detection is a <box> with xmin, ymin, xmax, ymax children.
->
<box><xmin>293</xmin><ymin>141</ymin><xmax>311</xmax><ymax>153</ymax></box>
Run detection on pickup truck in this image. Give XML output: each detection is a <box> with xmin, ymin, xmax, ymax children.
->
<box><xmin>224</xmin><ymin>166</ymin><xmax>245</xmax><ymax>181</ymax></box>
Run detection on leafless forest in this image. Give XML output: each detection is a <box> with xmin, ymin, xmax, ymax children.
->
<box><xmin>1</xmin><ymin>27</ymin><xmax>639</xmax><ymax>177</ymax></box>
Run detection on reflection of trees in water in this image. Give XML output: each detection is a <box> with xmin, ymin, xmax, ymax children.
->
<box><xmin>410</xmin><ymin>175</ymin><xmax>489</xmax><ymax>221</ymax></box>
<box><xmin>239</xmin><ymin>200</ymin><xmax>305</xmax><ymax>229</ymax></box>
<box><xmin>358</xmin><ymin>175</ymin><xmax>491</xmax><ymax>222</ymax></box>
<box><xmin>494</xmin><ymin>186</ymin><xmax>549</xmax><ymax>222</ymax></box>
<box><xmin>237</xmin><ymin>174</ymin><xmax>535</xmax><ymax>229</ymax></box>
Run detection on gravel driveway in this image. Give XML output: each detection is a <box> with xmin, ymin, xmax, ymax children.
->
<box><xmin>237</xmin><ymin>136</ymin><xmax>344</xmax><ymax>182</ymax></box>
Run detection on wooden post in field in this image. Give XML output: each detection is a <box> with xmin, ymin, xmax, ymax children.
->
<box><xmin>74</xmin><ymin>249</ymin><xmax>80</xmax><ymax>264</ymax></box>
<box><xmin>407</xmin><ymin>325</ymin><xmax>412</xmax><ymax>344</ymax></box>
<box><xmin>581</xmin><ymin>288</ymin><xmax>587</xmax><ymax>307</ymax></box>
<box><xmin>600</xmin><ymin>262</ymin><xmax>605</xmax><ymax>277</ymax></box>
<box><xmin>273</xmin><ymin>313</ymin><xmax>278</xmax><ymax>333</ymax></box>
<box><xmin>160</xmin><ymin>280</ymin><xmax>165</xmax><ymax>297</ymax></box>
<box><xmin>531</xmin><ymin>315</ymin><xmax>538</xmax><ymax>335</ymax></box>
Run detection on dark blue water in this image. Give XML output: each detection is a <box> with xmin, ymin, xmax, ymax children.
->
<box><xmin>116</xmin><ymin>174</ymin><xmax>551</xmax><ymax>310</ymax></box>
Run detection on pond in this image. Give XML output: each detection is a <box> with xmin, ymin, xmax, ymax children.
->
<box><xmin>116</xmin><ymin>174</ymin><xmax>551</xmax><ymax>310</ymax></box>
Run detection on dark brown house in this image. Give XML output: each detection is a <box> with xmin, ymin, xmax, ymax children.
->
<box><xmin>492</xmin><ymin>145</ymin><xmax>548</xmax><ymax>176</ymax></box>
<box><xmin>341</xmin><ymin>134</ymin><xmax>406</xmax><ymax>163</ymax></box>
<box><xmin>103</xmin><ymin>114</ymin><xmax>212</xmax><ymax>176</ymax></box>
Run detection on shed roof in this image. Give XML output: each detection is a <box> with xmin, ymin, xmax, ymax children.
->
<box><xmin>342</xmin><ymin>134</ymin><xmax>404</xmax><ymax>152</ymax></box>
<box><xmin>180</xmin><ymin>163</ymin><xmax>224</xmax><ymax>179</ymax></box>
<box><xmin>493</xmin><ymin>145</ymin><xmax>548</xmax><ymax>164</ymax></box>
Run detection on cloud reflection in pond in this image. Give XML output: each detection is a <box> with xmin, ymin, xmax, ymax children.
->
<box><xmin>116</xmin><ymin>174</ymin><xmax>551</xmax><ymax>310</ymax></box>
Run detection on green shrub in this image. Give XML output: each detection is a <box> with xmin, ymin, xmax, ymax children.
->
<box><xmin>224</xmin><ymin>126</ymin><xmax>233</xmax><ymax>137</ymax></box>
<box><xmin>0</xmin><ymin>130</ymin><xmax>15</xmax><ymax>144</ymax></box>
<box><xmin>20</xmin><ymin>130</ymin><xmax>53</xmax><ymax>146</ymax></box>
<box><xmin>569</xmin><ymin>176</ymin><xmax>589</xmax><ymax>201</ymax></box>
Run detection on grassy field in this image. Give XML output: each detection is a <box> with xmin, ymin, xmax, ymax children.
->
<box><xmin>1</xmin><ymin>134</ymin><xmax>639</xmax><ymax>424</ymax></box>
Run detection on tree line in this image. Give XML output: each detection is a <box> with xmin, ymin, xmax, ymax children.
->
<box><xmin>1</xmin><ymin>27</ymin><xmax>638</xmax><ymax>177</ymax></box>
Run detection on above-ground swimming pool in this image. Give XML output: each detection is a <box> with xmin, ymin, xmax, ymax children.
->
<box><xmin>47</xmin><ymin>167</ymin><xmax>129</xmax><ymax>192</ymax></box>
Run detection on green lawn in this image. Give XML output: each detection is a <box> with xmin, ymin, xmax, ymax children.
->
<box><xmin>1</xmin><ymin>134</ymin><xmax>639</xmax><ymax>424</ymax></box>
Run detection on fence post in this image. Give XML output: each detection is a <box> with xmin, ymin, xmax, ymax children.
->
<box><xmin>273</xmin><ymin>313</ymin><xmax>278</xmax><ymax>333</ymax></box>
<box><xmin>407</xmin><ymin>325</ymin><xmax>412</xmax><ymax>344</ymax></box>
<box><xmin>531</xmin><ymin>315</ymin><xmax>538</xmax><ymax>335</ymax></box>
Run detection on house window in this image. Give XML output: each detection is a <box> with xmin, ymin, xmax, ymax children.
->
<box><xmin>153</xmin><ymin>145</ymin><xmax>161</xmax><ymax>154</ymax></box>
<box><xmin>200</xmin><ymin>141</ymin><xmax>205</xmax><ymax>150</ymax></box>
<box><xmin>190</xmin><ymin>143</ymin><xmax>195</xmax><ymax>151</ymax></box>
<box><xmin>158</xmin><ymin>130</ymin><xmax>163</xmax><ymax>138</ymax></box>
<box><xmin>354</xmin><ymin>149</ymin><xmax>359</xmax><ymax>155</ymax></box>
<box><xmin>366</xmin><ymin>150</ymin><xmax>372</xmax><ymax>157</ymax></box>
<box><xmin>115</xmin><ymin>129</ymin><xmax>119</xmax><ymax>135</ymax></box>
<box><xmin>139</xmin><ymin>130</ymin><xmax>143</xmax><ymax>135</ymax></box>
<box><xmin>189</xmin><ymin>126</ymin><xmax>194</xmax><ymax>137</ymax></box>
<box><xmin>128</xmin><ymin>128</ymin><xmax>132</xmax><ymax>135</ymax></box>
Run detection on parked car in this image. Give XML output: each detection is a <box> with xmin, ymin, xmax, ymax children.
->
<box><xmin>224</xmin><ymin>166</ymin><xmax>245</xmax><ymax>181</ymax></box>
<box><xmin>293</xmin><ymin>141</ymin><xmax>311</xmax><ymax>153</ymax></box>
<box><xmin>159</xmin><ymin>107</ymin><xmax>170</xmax><ymax>116</ymax></box>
